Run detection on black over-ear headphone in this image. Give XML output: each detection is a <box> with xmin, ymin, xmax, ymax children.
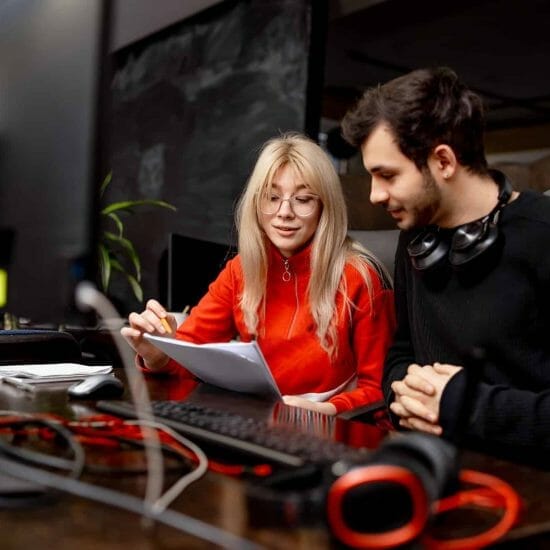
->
<box><xmin>326</xmin><ymin>433</ymin><xmax>458</xmax><ymax>548</ymax></box>
<box><xmin>245</xmin><ymin>431</ymin><xmax>521</xmax><ymax>548</ymax></box>
<box><xmin>407</xmin><ymin>170</ymin><xmax>512</xmax><ymax>271</ymax></box>
<box><xmin>246</xmin><ymin>433</ymin><xmax>458</xmax><ymax>545</ymax></box>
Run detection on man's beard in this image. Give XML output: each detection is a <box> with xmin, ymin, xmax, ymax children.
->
<box><xmin>410</xmin><ymin>168</ymin><xmax>442</xmax><ymax>228</ymax></box>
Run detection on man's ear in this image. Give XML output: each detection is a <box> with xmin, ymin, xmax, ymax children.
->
<box><xmin>429</xmin><ymin>144</ymin><xmax>457</xmax><ymax>180</ymax></box>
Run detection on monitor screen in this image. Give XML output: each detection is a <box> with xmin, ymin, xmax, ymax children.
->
<box><xmin>165</xmin><ymin>234</ymin><xmax>236</xmax><ymax>313</ymax></box>
<box><xmin>0</xmin><ymin>0</ymin><xmax>110</xmax><ymax>325</ymax></box>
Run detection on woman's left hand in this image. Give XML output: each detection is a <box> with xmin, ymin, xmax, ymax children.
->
<box><xmin>282</xmin><ymin>395</ymin><xmax>337</xmax><ymax>415</ymax></box>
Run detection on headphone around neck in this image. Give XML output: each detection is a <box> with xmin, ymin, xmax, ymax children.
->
<box><xmin>407</xmin><ymin>169</ymin><xmax>513</xmax><ymax>271</ymax></box>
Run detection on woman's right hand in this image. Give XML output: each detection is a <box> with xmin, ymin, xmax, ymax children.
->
<box><xmin>120</xmin><ymin>299</ymin><xmax>178</xmax><ymax>371</ymax></box>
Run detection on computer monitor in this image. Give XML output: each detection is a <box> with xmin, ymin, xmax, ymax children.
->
<box><xmin>0</xmin><ymin>0</ymin><xmax>110</xmax><ymax>325</ymax></box>
<box><xmin>166</xmin><ymin>234</ymin><xmax>236</xmax><ymax>312</ymax></box>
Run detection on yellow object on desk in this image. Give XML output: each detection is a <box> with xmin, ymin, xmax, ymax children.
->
<box><xmin>161</xmin><ymin>317</ymin><xmax>172</xmax><ymax>334</ymax></box>
<box><xmin>0</xmin><ymin>268</ymin><xmax>6</xmax><ymax>308</ymax></box>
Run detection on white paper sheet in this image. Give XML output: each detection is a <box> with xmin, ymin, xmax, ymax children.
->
<box><xmin>144</xmin><ymin>334</ymin><xmax>281</xmax><ymax>399</ymax></box>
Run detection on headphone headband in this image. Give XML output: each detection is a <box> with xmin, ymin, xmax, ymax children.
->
<box><xmin>493</xmin><ymin>168</ymin><xmax>513</xmax><ymax>205</ymax></box>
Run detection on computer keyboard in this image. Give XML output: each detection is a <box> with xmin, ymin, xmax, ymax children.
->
<box><xmin>96</xmin><ymin>399</ymin><xmax>372</xmax><ymax>468</ymax></box>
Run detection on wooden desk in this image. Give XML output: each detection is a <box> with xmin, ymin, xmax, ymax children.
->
<box><xmin>0</xmin><ymin>372</ymin><xmax>549</xmax><ymax>549</ymax></box>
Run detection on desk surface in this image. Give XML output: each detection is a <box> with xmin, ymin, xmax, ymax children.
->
<box><xmin>0</xmin><ymin>370</ymin><xmax>549</xmax><ymax>549</ymax></box>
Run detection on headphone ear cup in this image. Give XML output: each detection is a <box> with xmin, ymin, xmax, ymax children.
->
<box><xmin>327</xmin><ymin>462</ymin><xmax>430</xmax><ymax>548</ymax></box>
<box><xmin>407</xmin><ymin>229</ymin><xmax>449</xmax><ymax>271</ymax></box>
<box><xmin>326</xmin><ymin>434</ymin><xmax>459</xmax><ymax>548</ymax></box>
<box><xmin>375</xmin><ymin>433</ymin><xmax>459</xmax><ymax>501</ymax></box>
<box><xmin>449</xmin><ymin>217</ymin><xmax>499</xmax><ymax>267</ymax></box>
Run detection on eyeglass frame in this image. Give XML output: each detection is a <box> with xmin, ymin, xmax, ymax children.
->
<box><xmin>258</xmin><ymin>191</ymin><xmax>321</xmax><ymax>217</ymax></box>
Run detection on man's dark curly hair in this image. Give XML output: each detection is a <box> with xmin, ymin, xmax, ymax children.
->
<box><xmin>341</xmin><ymin>67</ymin><xmax>489</xmax><ymax>175</ymax></box>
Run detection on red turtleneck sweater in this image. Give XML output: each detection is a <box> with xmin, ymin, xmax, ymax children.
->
<box><xmin>143</xmin><ymin>244</ymin><xmax>395</xmax><ymax>413</ymax></box>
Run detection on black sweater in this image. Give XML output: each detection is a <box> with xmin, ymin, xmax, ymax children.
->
<box><xmin>383</xmin><ymin>190</ymin><xmax>550</xmax><ymax>463</ymax></box>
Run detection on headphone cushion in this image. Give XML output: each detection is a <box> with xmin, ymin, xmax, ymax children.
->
<box><xmin>407</xmin><ymin>229</ymin><xmax>450</xmax><ymax>271</ymax></box>
<box><xmin>326</xmin><ymin>434</ymin><xmax>459</xmax><ymax>546</ymax></box>
<box><xmin>371</xmin><ymin>433</ymin><xmax>458</xmax><ymax>501</ymax></box>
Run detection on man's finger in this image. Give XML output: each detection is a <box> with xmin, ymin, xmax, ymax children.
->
<box><xmin>433</xmin><ymin>362</ymin><xmax>462</xmax><ymax>375</ymax></box>
<box><xmin>389</xmin><ymin>401</ymin><xmax>410</xmax><ymax>419</ymax></box>
<box><xmin>402</xmin><ymin>416</ymin><xmax>443</xmax><ymax>435</ymax></box>
<box><xmin>392</xmin><ymin>381</ymin><xmax>432</xmax><ymax>404</ymax></box>
<box><xmin>399</xmin><ymin>395</ymin><xmax>438</xmax><ymax>423</ymax></box>
<box><xmin>402</xmin><ymin>373</ymin><xmax>436</xmax><ymax>395</ymax></box>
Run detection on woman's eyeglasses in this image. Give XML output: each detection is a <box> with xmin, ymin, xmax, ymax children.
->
<box><xmin>259</xmin><ymin>193</ymin><xmax>320</xmax><ymax>216</ymax></box>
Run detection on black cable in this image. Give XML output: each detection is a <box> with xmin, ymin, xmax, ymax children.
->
<box><xmin>0</xmin><ymin>455</ymin><xmax>262</xmax><ymax>550</ymax></box>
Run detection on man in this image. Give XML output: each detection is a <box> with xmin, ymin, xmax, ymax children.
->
<box><xmin>341</xmin><ymin>67</ymin><xmax>550</xmax><ymax>462</ymax></box>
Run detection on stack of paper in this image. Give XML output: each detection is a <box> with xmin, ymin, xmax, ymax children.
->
<box><xmin>0</xmin><ymin>363</ymin><xmax>112</xmax><ymax>390</ymax></box>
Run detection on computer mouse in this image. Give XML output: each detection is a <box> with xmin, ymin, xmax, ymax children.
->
<box><xmin>68</xmin><ymin>374</ymin><xmax>124</xmax><ymax>400</ymax></box>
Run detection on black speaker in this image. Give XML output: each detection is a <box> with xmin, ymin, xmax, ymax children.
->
<box><xmin>407</xmin><ymin>170</ymin><xmax>512</xmax><ymax>271</ymax></box>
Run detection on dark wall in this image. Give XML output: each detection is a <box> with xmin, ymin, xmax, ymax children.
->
<box><xmin>104</xmin><ymin>0</ymin><xmax>324</xmax><ymax>313</ymax></box>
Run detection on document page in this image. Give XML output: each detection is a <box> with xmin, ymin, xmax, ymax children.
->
<box><xmin>144</xmin><ymin>334</ymin><xmax>282</xmax><ymax>399</ymax></box>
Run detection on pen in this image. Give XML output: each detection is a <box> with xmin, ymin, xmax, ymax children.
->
<box><xmin>161</xmin><ymin>317</ymin><xmax>172</xmax><ymax>334</ymax></box>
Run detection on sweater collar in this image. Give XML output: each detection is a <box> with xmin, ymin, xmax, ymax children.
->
<box><xmin>269</xmin><ymin>242</ymin><xmax>312</xmax><ymax>277</ymax></box>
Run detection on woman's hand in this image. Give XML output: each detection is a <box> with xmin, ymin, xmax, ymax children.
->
<box><xmin>120</xmin><ymin>299</ymin><xmax>178</xmax><ymax>371</ymax></box>
<box><xmin>282</xmin><ymin>395</ymin><xmax>337</xmax><ymax>415</ymax></box>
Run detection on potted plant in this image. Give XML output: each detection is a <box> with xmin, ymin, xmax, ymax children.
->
<box><xmin>98</xmin><ymin>172</ymin><xmax>176</xmax><ymax>303</ymax></box>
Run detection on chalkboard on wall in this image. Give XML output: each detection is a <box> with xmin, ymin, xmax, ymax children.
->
<box><xmin>106</xmin><ymin>0</ymin><xmax>325</xmax><ymax>313</ymax></box>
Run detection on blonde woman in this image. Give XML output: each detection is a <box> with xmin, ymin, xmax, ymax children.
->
<box><xmin>122</xmin><ymin>133</ymin><xmax>395</xmax><ymax>415</ymax></box>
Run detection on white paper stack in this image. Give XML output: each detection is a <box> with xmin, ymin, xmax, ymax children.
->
<box><xmin>0</xmin><ymin>363</ymin><xmax>113</xmax><ymax>388</ymax></box>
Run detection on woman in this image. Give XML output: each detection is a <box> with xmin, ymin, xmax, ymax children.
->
<box><xmin>121</xmin><ymin>133</ymin><xmax>395</xmax><ymax>414</ymax></box>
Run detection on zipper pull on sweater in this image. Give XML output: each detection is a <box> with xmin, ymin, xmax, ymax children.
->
<box><xmin>282</xmin><ymin>259</ymin><xmax>291</xmax><ymax>282</ymax></box>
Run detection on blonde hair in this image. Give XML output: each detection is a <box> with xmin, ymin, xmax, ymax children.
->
<box><xmin>235</xmin><ymin>132</ymin><xmax>388</xmax><ymax>358</ymax></box>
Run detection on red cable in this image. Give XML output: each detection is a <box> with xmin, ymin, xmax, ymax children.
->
<box><xmin>3</xmin><ymin>412</ymin><xmax>521</xmax><ymax>548</ymax></box>
<box><xmin>69</xmin><ymin>414</ymin><xmax>273</xmax><ymax>477</ymax></box>
<box><xmin>422</xmin><ymin>469</ymin><xmax>522</xmax><ymax>550</ymax></box>
<box><xmin>1</xmin><ymin>413</ymin><xmax>273</xmax><ymax>478</ymax></box>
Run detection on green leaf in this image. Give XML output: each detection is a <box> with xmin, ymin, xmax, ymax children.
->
<box><xmin>125</xmin><ymin>272</ymin><xmax>144</xmax><ymax>302</ymax></box>
<box><xmin>106</xmin><ymin>212</ymin><xmax>124</xmax><ymax>238</ymax></box>
<box><xmin>110</xmin><ymin>260</ymin><xmax>143</xmax><ymax>301</ymax></box>
<box><xmin>101</xmin><ymin>202</ymin><xmax>134</xmax><ymax>216</ymax></box>
<box><xmin>103</xmin><ymin>231</ymin><xmax>141</xmax><ymax>281</ymax></box>
<box><xmin>110</xmin><ymin>257</ymin><xmax>125</xmax><ymax>272</ymax></box>
<box><xmin>98</xmin><ymin>243</ymin><xmax>111</xmax><ymax>291</ymax></box>
<box><xmin>97</xmin><ymin>170</ymin><xmax>176</xmax><ymax>305</ymax></box>
<box><xmin>99</xmin><ymin>171</ymin><xmax>112</xmax><ymax>198</ymax></box>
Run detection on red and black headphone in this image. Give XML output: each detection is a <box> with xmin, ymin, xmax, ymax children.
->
<box><xmin>326</xmin><ymin>433</ymin><xmax>521</xmax><ymax>549</ymax></box>
<box><xmin>246</xmin><ymin>432</ymin><xmax>521</xmax><ymax>549</ymax></box>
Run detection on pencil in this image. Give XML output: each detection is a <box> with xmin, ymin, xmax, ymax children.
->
<box><xmin>161</xmin><ymin>317</ymin><xmax>172</xmax><ymax>334</ymax></box>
